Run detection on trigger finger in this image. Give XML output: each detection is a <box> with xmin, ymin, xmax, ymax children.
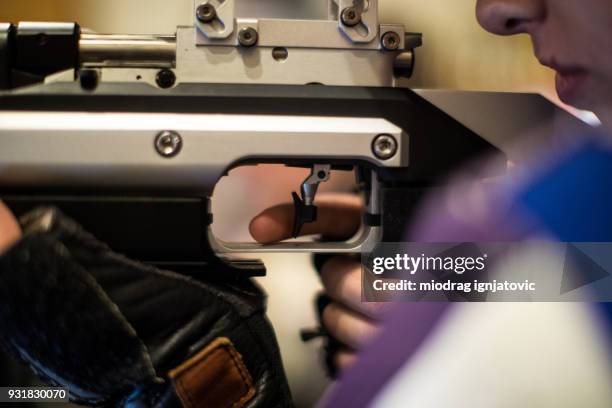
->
<box><xmin>250</xmin><ymin>193</ymin><xmax>362</xmax><ymax>244</ymax></box>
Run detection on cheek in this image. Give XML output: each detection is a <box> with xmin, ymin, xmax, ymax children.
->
<box><xmin>585</xmin><ymin>37</ymin><xmax>612</xmax><ymax>96</ymax></box>
<box><xmin>565</xmin><ymin>1</ymin><xmax>612</xmax><ymax>68</ymax></box>
<box><xmin>589</xmin><ymin>72</ymin><xmax>612</xmax><ymax>107</ymax></box>
<box><xmin>544</xmin><ymin>0</ymin><xmax>608</xmax><ymax>60</ymax></box>
<box><xmin>599</xmin><ymin>54</ymin><xmax>612</xmax><ymax>85</ymax></box>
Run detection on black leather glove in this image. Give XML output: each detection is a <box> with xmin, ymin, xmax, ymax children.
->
<box><xmin>0</xmin><ymin>207</ymin><xmax>293</xmax><ymax>407</ymax></box>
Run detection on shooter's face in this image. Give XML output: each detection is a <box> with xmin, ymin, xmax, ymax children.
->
<box><xmin>475</xmin><ymin>0</ymin><xmax>612</xmax><ymax>118</ymax></box>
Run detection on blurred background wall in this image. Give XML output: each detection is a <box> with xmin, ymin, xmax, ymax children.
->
<box><xmin>0</xmin><ymin>1</ymin><xmax>558</xmax><ymax>406</ymax></box>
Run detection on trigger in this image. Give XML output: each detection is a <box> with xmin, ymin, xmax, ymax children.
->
<box><xmin>292</xmin><ymin>192</ymin><xmax>318</xmax><ymax>238</ymax></box>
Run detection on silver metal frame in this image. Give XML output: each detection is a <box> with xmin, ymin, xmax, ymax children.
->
<box><xmin>194</xmin><ymin>0</ymin><xmax>388</xmax><ymax>46</ymax></box>
<box><xmin>193</xmin><ymin>20</ymin><xmax>404</xmax><ymax>50</ymax></box>
<box><xmin>70</xmin><ymin>22</ymin><xmax>406</xmax><ymax>86</ymax></box>
<box><xmin>210</xmin><ymin>219</ymin><xmax>382</xmax><ymax>254</ymax></box>
<box><xmin>194</xmin><ymin>0</ymin><xmax>236</xmax><ymax>39</ymax></box>
<box><xmin>187</xmin><ymin>0</ymin><xmax>407</xmax><ymax>86</ymax></box>
<box><xmin>180</xmin><ymin>27</ymin><xmax>402</xmax><ymax>86</ymax></box>
<box><xmin>188</xmin><ymin>0</ymin><xmax>406</xmax><ymax>86</ymax></box>
<box><xmin>0</xmin><ymin>111</ymin><xmax>407</xmax><ymax>194</ymax></box>
<box><xmin>336</xmin><ymin>0</ymin><xmax>379</xmax><ymax>43</ymax></box>
<box><xmin>40</xmin><ymin>0</ymin><xmax>412</xmax><ymax>87</ymax></box>
<box><xmin>0</xmin><ymin>112</ymin><xmax>406</xmax><ymax>253</ymax></box>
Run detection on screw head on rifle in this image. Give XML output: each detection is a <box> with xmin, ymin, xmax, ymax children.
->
<box><xmin>381</xmin><ymin>31</ymin><xmax>401</xmax><ymax>51</ymax></box>
<box><xmin>196</xmin><ymin>3</ymin><xmax>217</xmax><ymax>23</ymax></box>
<box><xmin>341</xmin><ymin>7</ymin><xmax>361</xmax><ymax>27</ymax></box>
<box><xmin>372</xmin><ymin>134</ymin><xmax>398</xmax><ymax>160</ymax></box>
<box><xmin>79</xmin><ymin>69</ymin><xmax>99</xmax><ymax>91</ymax></box>
<box><xmin>155</xmin><ymin>131</ymin><xmax>183</xmax><ymax>158</ymax></box>
<box><xmin>238</xmin><ymin>27</ymin><xmax>258</xmax><ymax>47</ymax></box>
<box><xmin>156</xmin><ymin>69</ymin><xmax>176</xmax><ymax>89</ymax></box>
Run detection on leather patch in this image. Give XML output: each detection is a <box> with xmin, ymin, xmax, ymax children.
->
<box><xmin>169</xmin><ymin>337</ymin><xmax>256</xmax><ymax>408</ymax></box>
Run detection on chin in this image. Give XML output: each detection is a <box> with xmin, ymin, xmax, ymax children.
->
<box><xmin>558</xmin><ymin>92</ymin><xmax>589</xmax><ymax>111</ymax></box>
<box><xmin>556</xmin><ymin>75</ymin><xmax>600</xmax><ymax>113</ymax></box>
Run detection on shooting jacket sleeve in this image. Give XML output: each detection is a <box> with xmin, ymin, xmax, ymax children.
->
<box><xmin>0</xmin><ymin>207</ymin><xmax>293</xmax><ymax>407</ymax></box>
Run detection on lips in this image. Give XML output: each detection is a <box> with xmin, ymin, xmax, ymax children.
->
<box><xmin>539</xmin><ymin>58</ymin><xmax>588</xmax><ymax>103</ymax></box>
<box><xmin>555</xmin><ymin>70</ymin><xmax>588</xmax><ymax>103</ymax></box>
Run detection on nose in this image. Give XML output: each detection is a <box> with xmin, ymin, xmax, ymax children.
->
<box><xmin>475</xmin><ymin>0</ymin><xmax>545</xmax><ymax>35</ymax></box>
